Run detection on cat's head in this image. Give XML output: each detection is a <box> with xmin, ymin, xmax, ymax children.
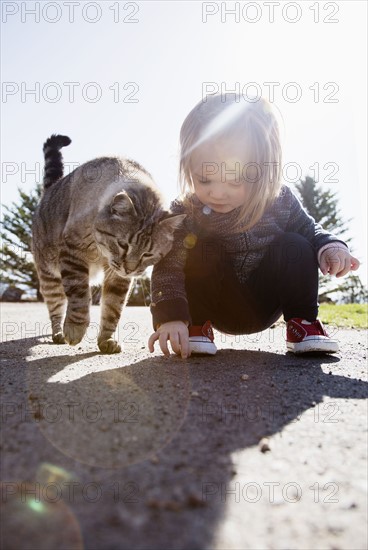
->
<box><xmin>94</xmin><ymin>190</ymin><xmax>186</xmax><ymax>277</ymax></box>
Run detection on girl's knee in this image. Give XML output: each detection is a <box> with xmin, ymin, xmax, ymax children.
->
<box><xmin>275</xmin><ymin>232</ymin><xmax>317</xmax><ymax>264</ymax></box>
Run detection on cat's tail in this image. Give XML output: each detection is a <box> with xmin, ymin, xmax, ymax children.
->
<box><xmin>43</xmin><ymin>134</ymin><xmax>71</xmax><ymax>188</ymax></box>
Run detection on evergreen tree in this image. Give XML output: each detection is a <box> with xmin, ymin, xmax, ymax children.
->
<box><xmin>295</xmin><ymin>176</ymin><xmax>352</xmax><ymax>243</ymax></box>
<box><xmin>1</xmin><ymin>185</ymin><xmax>42</xmax><ymax>300</ymax></box>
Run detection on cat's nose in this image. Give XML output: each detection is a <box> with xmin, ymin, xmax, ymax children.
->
<box><xmin>125</xmin><ymin>262</ymin><xmax>138</xmax><ymax>274</ymax></box>
<box><xmin>124</xmin><ymin>266</ymin><xmax>138</xmax><ymax>276</ymax></box>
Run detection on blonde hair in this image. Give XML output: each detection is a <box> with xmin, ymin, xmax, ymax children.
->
<box><xmin>179</xmin><ymin>94</ymin><xmax>284</xmax><ymax>231</ymax></box>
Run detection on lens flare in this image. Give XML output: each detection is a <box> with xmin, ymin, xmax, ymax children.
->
<box><xmin>1</xmin><ymin>481</ymin><xmax>83</xmax><ymax>550</ymax></box>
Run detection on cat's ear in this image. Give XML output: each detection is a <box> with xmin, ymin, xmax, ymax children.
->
<box><xmin>158</xmin><ymin>214</ymin><xmax>186</xmax><ymax>235</ymax></box>
<box><xmin>111</xmin><ymin>191</ymin><xmax>136</xmax><ymax>216</ymax></box>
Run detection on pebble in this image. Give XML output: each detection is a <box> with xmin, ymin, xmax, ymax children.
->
<box><xmin>240</xmin><ymin>374</ymin><xmax>249</xmax><ymax>381</ymax></box>
<box><xmin>259</xmin><ymin>437</ymin><xmax>271</xmax><ymax>453</ymax></box>
<box><xmin>187</xmin><ymin>493</ymin><xmax>206</xmax><ymax>508</ymax></box>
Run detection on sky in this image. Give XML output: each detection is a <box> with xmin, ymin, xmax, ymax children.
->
<box><xmin>1</xmin><ymin>0</ymin><xmax>367</xmax><ymax>284</ymax></box>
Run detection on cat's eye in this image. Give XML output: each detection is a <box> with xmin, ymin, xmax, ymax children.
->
<box><xmin>141</xmin><ymin>252</ymin><xmax>154</xmax><ymax>260</ymax></box>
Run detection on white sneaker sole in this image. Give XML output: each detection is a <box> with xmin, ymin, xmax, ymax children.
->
<box><xmin>287</xmin><ymin>336</ymin><xmax>339</xmax><ymax>354</ymax></box>
<box><xmin>189</xmin><ymin>339</ymin><xmax>217</xmax><ymax>355</ymax></box>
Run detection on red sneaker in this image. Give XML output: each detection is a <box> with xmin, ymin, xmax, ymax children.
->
<box><xmin>188</xmin><ymin>320</ymin><xmax>217</xmax><ymax>355</ymax></box>
<box><xmin>286</xmin><ymin>318</ymin><xmax>339</xmax><ymax>354</ymax></box>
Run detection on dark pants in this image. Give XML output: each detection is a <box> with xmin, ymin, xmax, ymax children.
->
<box><xmin>184</xmin><ymin>232</ymin><xmax>319</xmax><ymax>334</ymax></box>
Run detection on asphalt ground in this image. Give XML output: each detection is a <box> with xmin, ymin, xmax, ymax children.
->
<box><xmin>1</xmin><ymin>303</ymin><xmax>367</xmax><ymax>550</ymax></box>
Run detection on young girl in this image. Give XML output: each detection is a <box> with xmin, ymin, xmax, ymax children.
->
<box><xmin>148</xmin><ymin>94</ymin><xmax>360</xmax><ymax>357</ymax></box>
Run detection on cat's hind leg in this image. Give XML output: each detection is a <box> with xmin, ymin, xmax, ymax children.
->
<box><xmin>98</xmin><ymin>270</ymin><xmax>133</xmax><ymax>354</ymax></box>
<box><xmin>37</xmin><ymin>268</ymin><xmax>67</xmax><ymax>344</ymax></box>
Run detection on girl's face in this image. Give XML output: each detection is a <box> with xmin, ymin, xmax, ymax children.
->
<box><xmin>189</xmin><ymin>139</ymin><xmax>250</xmax><ymax>214</ymax></box>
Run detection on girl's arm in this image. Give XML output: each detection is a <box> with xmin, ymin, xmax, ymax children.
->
<box><xmin>149</xmin><ymin>212</ymin><xmax>192</xmax><ymax>358</ymax></box>
<box><xmin>150</xmin><ymin>203</ymin><xmax>191</xmax><ymax>330</ymax></box>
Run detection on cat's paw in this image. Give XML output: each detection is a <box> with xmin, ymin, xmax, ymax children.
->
<box><xmin>52</xmin><ymin>331</ymin><xmax>66</xmax><ymax>344</ymax></box>
<box><xmin>63</xmin><ymin>322</ymin><xmax>88</xmax><ymax>346</ymax></box>
<box><xmin>98</xmin><ymin>338</ymin><xmax>121</xmax><ymax>354</ymax></box>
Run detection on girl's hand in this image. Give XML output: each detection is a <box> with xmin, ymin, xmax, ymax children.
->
<box><xmin>319</xmin><ymin>247</ymin><xmax>360</xmax><ymax>278</ymax></box>
<box><xmin>148</xmin><ymin>321</ymin><xmax>190</xmax><ymax>359</ymax></box>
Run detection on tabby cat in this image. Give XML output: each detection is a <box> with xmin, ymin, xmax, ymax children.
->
<box><xmin>32</xmin><ymin>135</ymin><xmax>185</xmax><ymax>353</ymax></box>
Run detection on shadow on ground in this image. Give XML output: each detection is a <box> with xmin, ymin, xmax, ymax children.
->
<box><xmin>1</xmin><ymin>335</ymin><xmax>367</xmax><ymax>550</ymax></box>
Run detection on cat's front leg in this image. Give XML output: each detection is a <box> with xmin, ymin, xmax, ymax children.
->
<box><xmin>98</xmin><ymin>271</ymin><xmax>133</xmax><ymax>354</ymax></box>
<box><xmin>60</xmin><ymin>246</ymin><xmax>91</xmax><ymax>346</ymax></box>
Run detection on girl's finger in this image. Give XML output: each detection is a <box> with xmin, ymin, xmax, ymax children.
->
<box><xmin>179</xmin><ymin>330</ymin><xmax>190</xmax><ymax>359</ymax></box>
<box><xmin>148</xmin><ymin>332</ymin><xmax>158</xmax><ymax>352</ymax></box>
<box><xmin>159</xmin><ymin>332</ymin><xmax>171</xmax><ymax>356</ymax></box>
<box><xmin>336</xmin><ymin>257</ymin><xmax>350</xmax><ymax>278</ymax></box>
<box><xmin>328</xmin><ymin>256</ymin><xmax>343</xmax><ymax>276</ymax></box>
<box><xmin>319</xmin><ymin>254</ymin><xmax>329</xmax><ymax>275</ymax></box>
<box><xmin>169</xmin><ymin>333</ymin><xmax>181</xmax><ymax>356</ymax></box>
<box><xmin>351</xmin><ymin>256</ymin><xmax>360</xmax><ymax>270</ymax></box>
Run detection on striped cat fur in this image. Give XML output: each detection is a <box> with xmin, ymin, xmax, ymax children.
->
<box><xmin>32</xmin><ymin>135</ymin><xmax>185</xmax><ymax>353</ymax></box>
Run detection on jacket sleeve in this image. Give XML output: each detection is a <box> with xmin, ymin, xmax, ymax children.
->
<box><xmin>284</xmin><ymin>186</ymin><xmax>349</xmax><ymax>252</ymax></box>
<box><xmin>150</xmin><ymin>200</ymin><xmax>192</xmax><ymax>329</ymax></box>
